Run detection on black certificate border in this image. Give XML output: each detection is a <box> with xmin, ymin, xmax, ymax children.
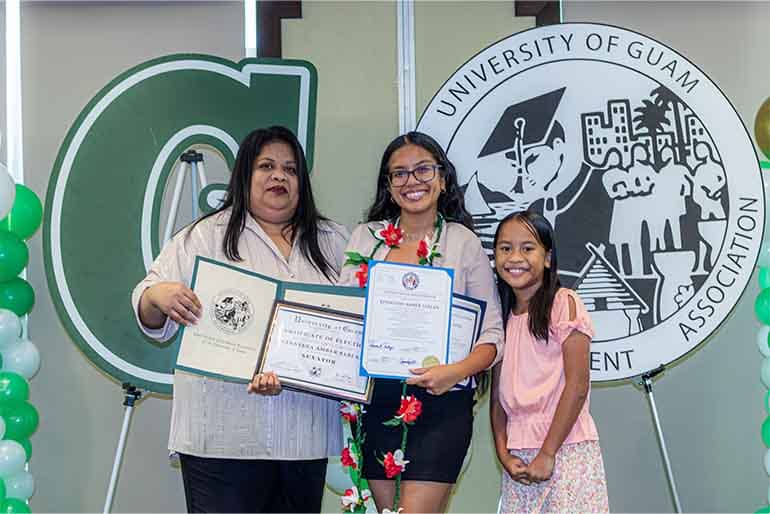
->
<box><xmin>257</xmin><ymin>300</ymin><xmax>374</xmax><ymax>404</ymax></box>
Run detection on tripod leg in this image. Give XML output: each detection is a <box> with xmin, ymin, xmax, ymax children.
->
<box><xmin>644</xmin><ymin>378</ymin><xmax>683</xmax><ymax>513</ymax></box>
<box><xmin>164</xmin><ymin>162</ymin><xmax>188</xmax><ymax>244</ymax></box>
<box><xmin>103</xmin><ymin>403</ymin><xmax>135</xmax><ymax>514</ymax></box>
<box><xmin>191</xmin><ymin>162</ymin><xmax>199</xmax><ymax>220</ymax></box>
<box><xmin>196</xmin><ymin>160</ymin><xmax>208</xmax><ymax>190</ymax></box>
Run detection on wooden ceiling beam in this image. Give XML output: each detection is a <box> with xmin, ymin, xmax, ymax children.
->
<box><xmin>515</xmin><ymin>1</ymin><xmax>561</xmax><ymax>26</ymax></box>
<box><xmin>257</xmin><ymin>1</ymin><xmax>302</xmax><ymax>58</ymax></box>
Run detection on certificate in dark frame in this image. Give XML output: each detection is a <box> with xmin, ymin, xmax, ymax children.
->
<box><xmin>257</xmin><ymin>300</ymin><xmax>373</xmax><ymax>404</ymax></box>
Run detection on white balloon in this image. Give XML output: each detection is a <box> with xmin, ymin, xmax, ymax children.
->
<box><xmin>760</xmin><ymin>327</ymin><xmax>770</xmax><ymax>358</ymax></box>
<box><xmin>761</xmin><ymin>358</ymin><xmax>770</xmax><ymax>389</ymax></box>
<box><xmin>762</xmin><ymin>172</ymin><xmax>770</xmax><ymax>252</ymax></box>
<box><xmin>0</xmin><ymin>164</ymin><xmax>14</xmax><ymax>221</ymax></box>
<box><xmin>0</xmin><ymin>310</ymin><xmax>21</xmax><ymax>352</ymax></box>
<box><xmin>325</xmin><ymin>456</ymin><xmax>353</xmax><ymax>495</ymax></box>
<box><xmin>2</xmin><ymin>340</ymin><xmax>40</xmax><ymax>379</ymax></box>
<box><xmin>0</xmin><ymin>441</ymin><xmax>25</xmax><ymax>478</ymax></box>
<box><xmin>4</xmin><ymin>471</ymin><xmax>33</xmax><ymax>500</ymax></box>
<box><xmin>765</xmin><ymin>449</ymin><xmax>770</xmax><ymax>476</ymax></box>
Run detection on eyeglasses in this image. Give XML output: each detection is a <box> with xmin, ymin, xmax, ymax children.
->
<box><xmin>387</xmin><ymin>164</ymin><xmax>442</xmax><ymax>187</ymax></box>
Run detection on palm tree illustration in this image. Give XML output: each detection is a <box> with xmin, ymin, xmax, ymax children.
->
<box><xmin>633</xmin><ymin>99</ymin><xmax>671</xmax><ymax>170</ymax></box>
<box><xmin>651</xmin><ymin>86</ymin><xmax>686</xmax><ymax>165</ymax></box>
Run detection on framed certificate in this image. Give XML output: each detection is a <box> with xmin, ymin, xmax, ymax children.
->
<box><xmin>176</xmin><ymin>257</ymin><xmax>367</xmax><ymax>388</ymax></box>
<box><xmin>450</xmin><ymin>294</ymin><xmax>486</xmax><ymax>389</ymax></box>
<box><xmin>361</xmin><ymin>260</ymin><xmax>454</xmax><ymax>380</ymax></box>
<box><xmin>258</xmin><ymin>301</ymin><xmax>373</xmax><ymax>403</ymax></box>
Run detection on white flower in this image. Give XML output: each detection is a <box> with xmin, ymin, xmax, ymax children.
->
<box><xmin>393</xmin><ymin>449</ymin><xmax>410</xmax><ymax>468</ymax></box>
<box><xmin>361</xmin><ymin>489</ymin><xmax>372</xmax><ymax>502</ymax></box>
<box><xmin>340</xmin><ymin>402</ymin><xmax>366</xmax><ymax>419</ymax></box>
<box><xmin>340</xmin><ymin>401</ymin><xmax>356</xmax><ymax>416</ymax></box>
<box><xmin>341</xmin><ymin>486</ymin><xmax>361</xmax><ymax>512</ymax></box>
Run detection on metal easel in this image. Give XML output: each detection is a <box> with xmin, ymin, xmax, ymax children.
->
<box><xmin>634</xmin><ymin>364</ymin><xmax>683</xmax><ymax>513</ymax></box>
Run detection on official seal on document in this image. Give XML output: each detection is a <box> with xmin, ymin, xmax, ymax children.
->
<box><xmin>211</xmin><ymin>289</ymin><xmax>254</xmax><ymax>335</ymax></box>
<box><xmin>402</xmin><ymin>272</ymin><xmax>420</xmax><ymax>291</ymax></box>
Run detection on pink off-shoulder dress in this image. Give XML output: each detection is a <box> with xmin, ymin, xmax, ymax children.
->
<box><xmin>498</xmin><ymin>288</ymin><xmax>609</xmax><ymax>513</ymax></box>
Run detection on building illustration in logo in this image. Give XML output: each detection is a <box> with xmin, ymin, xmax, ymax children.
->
<box><xmin>572</xmin><ymin>243</ymin><xmax>649</xmax><ymax>341</ymax></box>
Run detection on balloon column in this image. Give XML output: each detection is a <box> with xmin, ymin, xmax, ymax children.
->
<box><xmin>0</xmin><ymin>164</ymin><xmax>42</xmax><ymax>513</ymax></box>
<box><xmin>756</xmin><ymin>98</ymin><xmax>770</xmax><ymax>514</ymax></box>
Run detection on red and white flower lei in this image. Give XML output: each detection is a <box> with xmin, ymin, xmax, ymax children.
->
<box><xmin>338</xmin><ymin>217</ymin><xmax>442</xmax><ymax>512</ymax></box>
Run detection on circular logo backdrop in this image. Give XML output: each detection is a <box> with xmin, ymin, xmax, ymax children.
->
<box><xmin>418</xmin><ymin>23</ymin><xmax>764</xmax><ymax>381</ymax></box>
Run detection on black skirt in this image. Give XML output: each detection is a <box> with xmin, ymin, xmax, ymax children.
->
<box><xmin>359</xmin><ymin>379</ymin><xmax>474</xmax><ymax>484</ymax></box>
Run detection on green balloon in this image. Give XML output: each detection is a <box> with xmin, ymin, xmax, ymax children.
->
<box><xmin>1</xmin><ymin>499</ymin><xmax>29</xmax><ymax>514</ymax></box>
<box><xmin>0</xmin><ymin>279</ymin><xmax>33</xmax><ymax>317</ymax></box>
<box><xmin>0</xmin><ymin>185</ymin><xmax>41</xmax><ymax>241</ymax></box>
<box><xmin>761</xmin><ymin>268</ymin><xmax>770</xmax><ymax>290</ymax></box>
<box><xmin>0</xmin><ymin>401</ymin><xmax>38</xmax><ymax>441</ymax></box>
<box><xmin>0</xmin><ymin>233</ymin><xmax>26</xmax><ymax>283</ymax></box>
<box><xmin>756</xmin><ymin>289</ymin><xmax>770</xmax><ymax>325</ymax></box>
<box><xmin>763</xmin><ymin>417</ymin><xmax>770</xmax><ymax>446</ymax></box>
<box><xmin>756</xmin><ymin>507</ymin><xmax>770</xmax><ymax>514</ymax></box>
<box><xmin>0</xmin><ymin>373</ymin><xmax>29</xmax><ymax>404</ymax></box>
<box><xmin>17</xmin><ymin>439</ymin><xmax>30</xmax><ymax>462</ymax></box>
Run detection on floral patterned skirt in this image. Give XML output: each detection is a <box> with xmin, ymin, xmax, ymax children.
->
<box><xmin>500</xmin><ymin>440</ymin><xmax>609</xmax><ymax>514</ymax></box>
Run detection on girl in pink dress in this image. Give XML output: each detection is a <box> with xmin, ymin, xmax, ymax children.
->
<box><xmin>490</xmin><ymin>210</ymin><xmax>609</xmax><ymax>513</ymax></box>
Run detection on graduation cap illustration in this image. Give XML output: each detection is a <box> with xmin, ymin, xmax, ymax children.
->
<box><xmin>478</xmin><ymin>87</ymin><xmax>566</xmax><ymax>158</ymax></box>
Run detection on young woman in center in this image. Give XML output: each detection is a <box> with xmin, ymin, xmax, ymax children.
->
<box><xmin>339</xmin><ymin>131</ymin><xmax>503</xmax><ymax>513</ymax></box>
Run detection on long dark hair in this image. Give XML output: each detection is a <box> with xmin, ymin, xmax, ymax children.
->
<box><xmin>366</xmin><ymin>131</ymin><xmax>474</xmax><ymax>230</ymax></box>
<box><xmin>493</xmin><ymin>210</ymin><xmax>561</xmax><ymax>341</ymax></box>
<box><xmin>191</xmin><ymin>126</ymin><xmax>336</xmax><ymax>282</ymax></box>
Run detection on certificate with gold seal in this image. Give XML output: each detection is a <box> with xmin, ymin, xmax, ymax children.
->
<box><xmin>361</xmin><ymin>261</ymin><xmax>454</xmax><ymax>380</ymax></box>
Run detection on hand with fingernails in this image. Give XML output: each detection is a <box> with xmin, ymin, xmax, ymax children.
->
<box><xmin>247</xmin><ymin>371</ymin><xmax>282</xmax><ymax>396</ymax></box>
<box><xmin>140</xmin><ymin>281</ymin><xmax>202</xmax><ymax>327</ymax></box>
<box><xmin>405</xmin><ymin>363</ymin><xmax>464</xmax><ymax>395</ymax></box>
<box><xmin>501</xmin><ymin>454</ymin><xmax>529</xmax><ymax>484</ymax></box>
<box><xmin>521</xmin><ymin>450</ymin><xmax>554</xmax><ymax>484</ymax></box>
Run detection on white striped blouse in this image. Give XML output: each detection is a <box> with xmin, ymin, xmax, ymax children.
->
<box><xmin>131</xmin><ymin>209</ymin><xmax>349</xmax><ymax>460</ymax></box>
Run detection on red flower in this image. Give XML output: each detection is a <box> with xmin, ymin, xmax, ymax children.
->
<box><xmin>355</xmin><ymin>262</ymin><xmax>369</xmax><ymax>288</ymax></box>
<box><xmin>396</xmin><ymin>395</ymin><xmax>422</xmax><ymax>424</ymax></box>
<box><xmin>383</xmin><ymin>450</ymin><xmax>408</xmax><ymax>478</ymax></box>
<box><xmin>379</xmin><ymin>224</ymin><xmax>404</xmax><ymax>247</ymax></box>
<box><xmin>341</xmin><ymin>447</ymin><xmax>358</xmax><ymax>469</ymax></box>
<box><xmin>417</xmin><ymin>239</ymin><xmax>429</xmax><ymax>259</ymax></box>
